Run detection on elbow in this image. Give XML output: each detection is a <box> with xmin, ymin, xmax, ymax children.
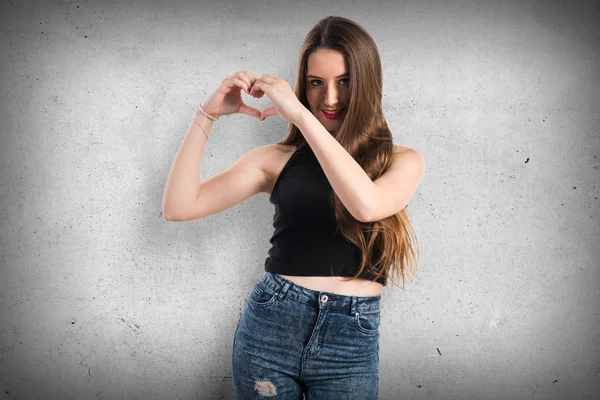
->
<box><xmin>162</xmin><ymin>208</ymin><xmax>176</xmax><ymax>221</ymax></box>
<box><xmin>356</xmin><ymin>205</ymin><xmax>373</xmax><ymax>223</ymax></box>
<box><xmin>163</xmin><ymin>204</ymin><xmax>195</xmax><ymax>222</ymax></box>
<box><xmin>163</xmin><ymin>193</ymin><xmax>200</xmax><ymax>221</ymax></box>
<box><xmin>162</xmin><ymin>203</ymin><xmax>182</xmax><ymax>221</ymax></box>
<box><xmin>162</xmin><ymin>196</ymin><xmax>186</xmax><ymax>221</ymax></box>
<box><xmin>357</xmin><ymin>195</ymin><xmax>376</xmax><ymax>223</ymax></box>
<box><xmin>358</xmin><ymin>212</ymin><xmax>372</xmax><ymax>224</ymax></box>
<box><xmin>163</xmin><ymin>211</ymin><xmax>185</xmax><ymax>222</ymax></box>
<box><xmin>162</xmin><ymin>199</ymin><xmax>173</xmax><ymax>221</ymax></box>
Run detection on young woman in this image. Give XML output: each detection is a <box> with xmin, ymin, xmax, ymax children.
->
<box><xmin>163</xmin><ymin>15</ymin><xmax>425</xmax><ymax>400</ymax></box>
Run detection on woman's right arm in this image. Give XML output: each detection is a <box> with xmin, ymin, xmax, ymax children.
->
<box><xmin>162</xmin><ymin>71</ymin><xmax>267</xmax><ymax>222</ymax></box>
<box><xmin>162</xmin><ymin>108</ymin><xmax>214</xmax><ymax>221</ymax></box>
<box><xmin>161</xmin><ymin>120</ymin><xmax>271</xmax><ymax>222</ymax></box>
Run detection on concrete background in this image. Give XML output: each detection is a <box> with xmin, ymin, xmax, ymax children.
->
<box><xmin>1</xmin><ymin>0</ymin><xmax>598</xmax><ymax>399</ymax></box>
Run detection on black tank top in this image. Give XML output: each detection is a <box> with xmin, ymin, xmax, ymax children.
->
<box><xmin>264</xmin><ymin>143</ymin><xmax>387</xmax><ymax>286</ymax></box>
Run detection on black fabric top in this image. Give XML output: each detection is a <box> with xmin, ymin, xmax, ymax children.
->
<box><xmin>264</xmin><ymin>143</ymin><xmax>387</xmax><ymax>286</ymax></box>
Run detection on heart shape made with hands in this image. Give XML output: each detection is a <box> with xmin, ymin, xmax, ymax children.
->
<box><xmin>239</xmin><ymin>85</ymin><xmax>280</xmax><ymax>122</ymax></box>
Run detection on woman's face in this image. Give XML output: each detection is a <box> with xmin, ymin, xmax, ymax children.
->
<box><xmin>305</xmin><ymin>48</ymin><xmax>350</xmax><ymax>134</ymax></box>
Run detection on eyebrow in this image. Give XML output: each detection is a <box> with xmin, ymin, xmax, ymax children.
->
<box><xmin>306</xmin><ymin>74</ymin><xmax>349</xmax><ymax>79</ymax></box>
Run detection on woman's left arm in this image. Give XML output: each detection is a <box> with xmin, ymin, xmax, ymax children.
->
<box><xmin>251</xmin><ymin>73</ymin><xmax>425</xmax><ymax>223</ymax></box>
<box><xmin>295</xmin><ymin>110</ymin><xmax>426</xmax><ymax>223</ymax></box>
<box><xmin>294</xmin><ymin>110</ymin><xmax>377</xmax><ymax>223</ymax></box>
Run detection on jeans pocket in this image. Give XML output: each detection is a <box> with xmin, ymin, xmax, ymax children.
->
<box><xmin>354</xmin><ymin>311</ymin><xmax>380</xmax><ymax>335</ymax></box>
<box><xmin>247</xmin><ymin>282</ymin><xmax>278</xmax><ymax>307</ymax></box>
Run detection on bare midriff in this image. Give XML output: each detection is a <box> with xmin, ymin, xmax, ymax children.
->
<box><xmin>278</xmin><ymin>275</ymin><xmax>383</xmax><ymax>297</ymax></box>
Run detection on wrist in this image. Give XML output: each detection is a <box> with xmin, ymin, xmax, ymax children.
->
<box><xmin>193</xmin><ymin>109</ymin><xmax>216</xmax><ymax>123</ymax></box>
<box><xmin>292</xmin><ymin>108</ymin><xmax>314</xmax><ymax>128</ymax></box>
<box><xmin>191</xmin><ymin>113</ymin><xmax>213</xmax><ymax>139</ymax></box>
<box><xmin>197</xmin><ymin>102</ymin><xmax>220</xmax><ymax>121</ymax></box>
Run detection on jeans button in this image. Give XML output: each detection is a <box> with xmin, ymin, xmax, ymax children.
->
<box><xmin>320</xmin><ymin>294</ymin><xmax>328</xmax><ymax>303</ymax></box>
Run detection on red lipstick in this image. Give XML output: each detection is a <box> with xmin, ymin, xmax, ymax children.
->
<box><xmin>322</xmin><ymin>109</ymin><xmax>344</xmax><ymax>119</ymax></box>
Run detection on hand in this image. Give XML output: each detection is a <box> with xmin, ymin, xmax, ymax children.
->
<box><xmin>248</xmin><ymin>73</ymin><xmax>307</xmax><ymax>124</ymax></box>
<box><xmin>200</xmin><ymin>70</ymin><xmax>263</xmax><ymax>120</ymax></box>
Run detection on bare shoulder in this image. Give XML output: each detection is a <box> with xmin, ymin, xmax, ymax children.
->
<box><xmin>391</xmin><ymin>145</ymin><xmax>425</xmax><ymax>172</ymax></box>
<box><xmin>393</xmin><ymin>144</ymin><xmax>416</xmax><ymax>154</ymax></box>
<box><xmin>391</xmin><ymin>145</ymin><xmax>425</xmax><ymax>169</ymax></box>
<box><xmin>265</xmin><ymin>143</ymin><xmax>299</xmax><ymax>160</ymax></box>
<box><xmin>273</xmin><ymin>143</ymin><xmax>298</xmax><ymax>153</ymax></box>
<box><xmin>393</xmin><ymin>145</ymin><xmax>423</xmax><ymax>158</ymax></box>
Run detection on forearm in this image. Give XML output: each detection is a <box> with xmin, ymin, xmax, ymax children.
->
<box><xmin>294</xmin><ymin>110</ymin><xmax>375</xmax><ymax>222</ymax></box>
<box><xmin>162</xmin><ymin>110</ymin><xmax>215</xmax><ymax>219</ymax></box>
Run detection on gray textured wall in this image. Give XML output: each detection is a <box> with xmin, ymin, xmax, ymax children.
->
<box><xmin>1</xmin><ymin>0</ymin><xmax>598</xmax><ymax>399</ymax></box>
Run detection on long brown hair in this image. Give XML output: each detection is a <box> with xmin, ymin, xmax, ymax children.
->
<box><xmin>277</xmin><ymin>16</ymin><xmax>420</xmax><ymax>290</ymax></box>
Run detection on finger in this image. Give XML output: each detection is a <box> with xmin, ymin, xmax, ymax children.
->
<box><xmin>240</xmin><ymin>70</ymin><xmax>257</xmax><ymax>88</ymax></box>
<box><xmin>260</xmin><ymin>106</ymin><xmax>279</xmax><ymax>121</ymax></box>
<box><xmin>231</xmin><ymin>77</ymin><xmax>250</xmax><ymax>93</ymax></box>
<box><xmin>258</xmin><ymin>74</ymin><xmax>275</xmax><ymax>83</ymax></box>
<box><xmin>238</xmin><ymin>70</ymin><xmax>254</xmax><ymax>93</ymax></box>
<box><xmin>249</xmin><ymin>79</ymin><xmax>259</xmax><ymax>94</ymax></box>
<box><xmin>239</xmin><ymin>103</ymin><xmax>262</xmax><ymax>120</ymax></box>
<box><xmin>249</xmin><ymin>81</ymin><xmax>265</xmax><ymax>98</ymax></box>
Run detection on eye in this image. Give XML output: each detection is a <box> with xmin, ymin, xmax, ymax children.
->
<box><xmin>308</xmin><ymin>78</ymin><xmax>350</xmax><ymax>86</ymax></box>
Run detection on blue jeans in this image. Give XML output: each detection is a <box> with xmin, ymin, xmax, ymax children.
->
<box><xmin>232</xmin><ymin>272</ymin><xmax>381</xmax><ymax>399</ymax></box>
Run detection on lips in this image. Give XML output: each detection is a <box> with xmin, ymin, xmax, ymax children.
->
<box><xmin>322</xmin><ymin>108</ymin><xmax>344</xmax><ymax>119</ymax></box>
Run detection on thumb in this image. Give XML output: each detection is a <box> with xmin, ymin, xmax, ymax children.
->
<box><xmin>239</xmin><ymin>103</ymin><xmax>262</xmax><ymax>120</ymax></box>
<box><xmin>260</xmin><ymin>106</ymin><xmax>279</xmax><ymax>121</ymax></box>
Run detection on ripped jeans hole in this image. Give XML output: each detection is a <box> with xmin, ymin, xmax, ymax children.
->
<box><xmin>255</xmin><ymin>379</ymin><xmax>278</xmax><ymax>397</ymax></box>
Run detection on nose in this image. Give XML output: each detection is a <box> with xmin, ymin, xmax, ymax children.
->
<box><xmin>324</xmin><ymin>83</ymin><xmax>339</xmax><ymax>107</ymax></box>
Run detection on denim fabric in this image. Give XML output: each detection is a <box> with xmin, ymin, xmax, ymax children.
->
<box><xmin>232</xmin><ymin>272</ymin><xmax>381</xmax><ymax>399</ymax></box>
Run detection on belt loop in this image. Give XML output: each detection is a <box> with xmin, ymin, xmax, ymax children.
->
<box><xmin>278</xmin><ymin>281</ymin><xmax>292</xmax><ymax>300</ymax></box>
<box><xmin>350</xmin><ymin>296</ymin><xmax>358</xmax><ymax>315</ymax></box>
